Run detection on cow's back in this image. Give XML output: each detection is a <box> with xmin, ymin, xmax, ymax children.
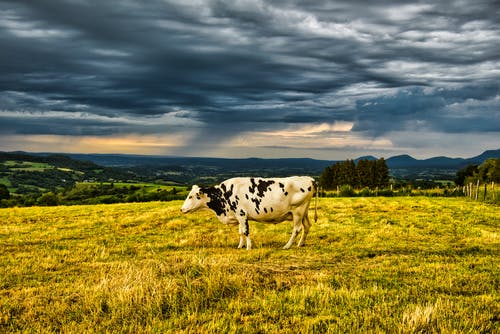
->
<box><xmin>221</xmin><ymin>176</ymin><xmax>315</xmax><ymax>221</ymax></box>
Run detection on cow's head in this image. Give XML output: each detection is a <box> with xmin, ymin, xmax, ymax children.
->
<box><xmin>181</xmin><ymin>185</ymin><xmax>209</xmax><ymax>213</ymax></box>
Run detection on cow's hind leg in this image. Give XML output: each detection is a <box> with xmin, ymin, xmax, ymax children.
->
<box><xmin>237</xmin><ymin>215</ymin><xmax>252</xmax><ymax>250</ymax></box>
<box><xmin>283</xmin><ymin>212</ymin><xmax>303</xmax><ymax>249</ymax></box>
<box><xmin>297</xmin><ymin>211</ymin><xmax>311</xmax><ymax>247</ymax></box>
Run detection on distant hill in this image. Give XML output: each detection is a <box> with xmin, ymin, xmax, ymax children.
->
<box><xmin>385</xmin><ymin>155</ymin><xmax>419</xmax><ymax>168</ymax></box>
<box><xmin>354</xmin><ymin>155</ymin><xmax>377</xmax><ymax>163</ymax></box>
<box><xmin>0</xmin><ymin>152</ymin><xmax>133</xmax><ymax>194</ymax></box>
<box><xmin>63</xmin><ymin>154</ymin><xmax>336</xmax><ymax>170</ymax></box>
<box><xmin>385</xmin><ymin>149</ymin><xmax>500</xmax><ymax>169</ymax></box>
<box><xmin>465</xmin><ymin>149</ymin><xmax>500</xmax><ymax>164</ymax></box>
<box><xmin>61</xmin><ymin>150</ymin><xmax>499</xmax><ymax>170</ymax></box>
<box><xmin>64</xmin><ymin>149</ymin><xmax>499</xmax><ymax>182</ymax></box>
<box><xmin>0</xmin><ymin>151</ymin><xmax>99</xmax><ymax>170</ymax></box>
<box><xmin>2</xmin><ymin>149</ymin><xmax>499</xmax><ymax>186</ymax></box>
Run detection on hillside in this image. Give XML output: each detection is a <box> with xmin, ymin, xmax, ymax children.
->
<box><xmin>1</xmin><ymin>150</ymin><xmax>498</xmax><ymax>195</ymax></box>
<box><xmin>386</xmin><ymin>149</ymin><xmax>500</xmax><ymax>180</ymax></box>
<box><xmin>385</xmin><ymin>149</ymin><xmax>500</xmax><ymax>168</ymax></box>
<box><xmin>60</xmin><ymin>150</ymin><xmax>500</xmax><ymax>170</ymax></box>
<box><xmin>0</xmin><ymin>152</ymin><xmax>133</xmax><ymax>194</ymax></box>
<box><xmin>65</xmin><ymin>149</ymin><xmax>499</xmax><ymax>182</ymax></box>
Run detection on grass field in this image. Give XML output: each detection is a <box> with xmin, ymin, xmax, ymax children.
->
<box><xmin>0</xmin><ymin>197</ymin><xmax>498</xmax><ymax>333</ymax></box>
<box><xmin>78</xmin><ymin>182</ymin><xmax>187</xmax><ymax>193</ymax></box>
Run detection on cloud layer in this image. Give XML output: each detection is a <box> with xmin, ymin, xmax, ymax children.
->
<box><xmin>0</xmin><ymin>0</ymin><xmax>499</xmax><ymax>158</ymax></box>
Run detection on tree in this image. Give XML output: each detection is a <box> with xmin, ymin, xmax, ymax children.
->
<box><xmin>478</xmin><ymin>158</ymin><xmax>500</xmax><ymax>183</ymax></box>
<box><xmin>38</xmin><ymin>192</ymin><xmax>58</xmax><ymax>206</ymax></box>
<box><xmin>455</xmin><ymin>165</ymin><xmax>479</xmax><ymax>186</ymax></box>
<box><xmin>320</xmin><ymin>158</ymin><xmax>391</xmax><ymax>190</ymax></box>
<box><xmin>0</xmin><ymin>184</ymin><xmax>10</xmax><ymax>200</ymax></box>
<box><xmin>356</xmin><ymin>159</ymin><xmax>375</xmax><ymax>188</ymax></box>
<box><xmin>375</xmin><ymin>158</ymin><xmax>390</xmax><ymax>188</ymax></box>
<box><xmin>319</xmin><ymin>165</ymin><xmax>334</xmax><ymax>189</ymax></box>
<box><xmin>342</xmin><ymin>160</ymin><xmax>357</xmax><ymax>187</ymax></box>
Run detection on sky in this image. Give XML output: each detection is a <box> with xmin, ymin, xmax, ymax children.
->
<box><xmin>0</xmin><ymin>0</ymin><xmax>499</xmax><ymax>160</ymax></box>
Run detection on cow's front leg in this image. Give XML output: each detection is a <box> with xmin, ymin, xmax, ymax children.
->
<box><xmin>237</xmin><ymin>232</ymin><xmax>245</xmax><ymax>249</ymax></box>
<box><xmin>237</xmin><ymin>214</ymin><xmax>252</xmax><ymax>250</ymax></box>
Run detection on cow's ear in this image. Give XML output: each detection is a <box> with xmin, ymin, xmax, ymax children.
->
<box><xmin>196</xmin><ymin>188</ymin><xmax>207</xmax><ymax>200</ymax></box>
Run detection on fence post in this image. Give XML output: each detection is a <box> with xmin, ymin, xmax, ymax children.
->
<box><xmin>484</xmin><ymin>183</ymin><xmax>487</xmax><ymax>201</ymax></box>
<box><xmin>475</xmin><ymin>180</ymin><xmax>480</xmax><ymax>200</ymax></box>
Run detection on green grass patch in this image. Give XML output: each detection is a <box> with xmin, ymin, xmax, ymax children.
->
<box><xmin>80</xmin><ymin>181</ymin><xmax>185</xmax><ymax>191</ymax></box>
<box><xmin>2</xmin><ymin>160</ymin><xmax>52</xmax><ymax>171</ymax></box>
<box><xmin>0</xmin><ymin>177</ymin><xmax>12</xmax><ymax>187</ymax></box>
<box><xmin>0</xmin><ymin>197</ymin><xmax>498</xmax><ymax>332</ymax></box>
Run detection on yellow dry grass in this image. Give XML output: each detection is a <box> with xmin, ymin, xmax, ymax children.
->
<box><xmin>0</xmin><ymin>198</ymin><xmax>499</xmax><ymax>333</ymax></box>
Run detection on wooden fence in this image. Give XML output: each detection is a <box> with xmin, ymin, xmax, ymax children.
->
<box><xmin>462</xmin><ymin>181</ymin><xmax>497</xmax><ymax>202</ymax></box>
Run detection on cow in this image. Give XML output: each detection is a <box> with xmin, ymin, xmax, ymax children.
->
<box><xmin>181</xmin><ymin>176</ymin><xmax>317</xmax><ymax>250</ymax></box>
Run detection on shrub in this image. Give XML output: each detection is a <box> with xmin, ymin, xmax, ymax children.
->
<box><xmin>359</xmin><ymin>187</ymin><xmax>372</xmax><ymax>197</ymax></box>
<box><xmin>378</xmin><ymin>188</ymin><xmax>394</xmax><ymax>197</ymax></box>
<box><xmin>37</xmin><ymin>192</ymin><xmax>58</xmax><ymax>206</ymax></box>
<box><xmin>339</xmin><ymin>185</ymin><xmax>356</xmax><ymax>197</ymax></box>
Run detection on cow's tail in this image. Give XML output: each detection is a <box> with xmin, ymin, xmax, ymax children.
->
<box><xmin>314</xmin><ymin>180</ymin><xmax>318</xmax><ymax>223</ymax></box>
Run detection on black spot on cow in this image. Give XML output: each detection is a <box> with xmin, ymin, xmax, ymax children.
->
<box><xmin>279</xmin><ymin>182</ymin><xmax>284</xmax><ymax>189</ymax></box>
<box><xmin>270</xmin><ymin>207</ymin><xmax>274</xmax><ymax>212</ymax></box>
<box><xmin>251</xmin><ymin>197</ymin><xmax>261</xmax><ymax>211</ymax></box>
<box><xmin>245</xmin><ymin>194</ymin><xmax>249</xmax><ymax>200</ymax></box>
<box><xmin>256</xmin><ymin>179</ymin><xmax>275</xmax><ymax>198</ymax></box>
<box><xmin>202</xmin><ymin>186</ymin><xmax>227</xmax><ymax>216</ymax></box>
<box><xmin>220</xmin><ymin>184</ymin><xmax>235</xmax><ymax>208</ymax></box>
<box><xmin>222</xmin><ymin>184</ymin><xmax>234</xmax><ymax>200</ymax></box>
<box><xmin>249</xmin><ymin>178</ymin><xmax>257</xmax><ymax>194</ymax></box>
<box><xmin>300</xmin><ymin>188</ymin><xmax>305</xmax><ymax>193</ymax></box>
<box><xmin>239</xmin><ymin>209</ymin><xmax>246</xmax><ymax>216</ymax></box>
<box><xmin>284</xmin><ymin>191</ymin><xmax>288</xmax><ymax>196</ymax></box>
<box><xmin>308</xmin><ymin>186</ymin><xmax>312</xmax><ymax>192</ymax></box>
<box><xmin>264</xmin><ymin>207</ymin><xmax>268</xmax><ymax>213</ymax></box>
<box><xmin>244</xmin><ymin>219</ymin><xmax>249</xmax><ymax>236</ymax></box>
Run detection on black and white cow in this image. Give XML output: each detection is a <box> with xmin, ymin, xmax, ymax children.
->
<box><xmin>181</xmin><ymin>176</ymin><xmax>317</xmax><ymax>250</ymax></box>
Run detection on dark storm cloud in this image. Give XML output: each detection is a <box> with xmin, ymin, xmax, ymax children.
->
<box><xmin>353</xmin><ymin>85</ymin><xmax>500</xmax><ymax>134</ymax></box>
<box><xmin>0</xmin><ymin>0</ymin><xmax>499</xmax><ymax>150</ymax></box>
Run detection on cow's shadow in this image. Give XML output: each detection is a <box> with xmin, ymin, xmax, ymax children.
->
<box><xmin>158</xmin><ymin>240</ymin><xmax>296</xmax><ymax>251</ymax></box>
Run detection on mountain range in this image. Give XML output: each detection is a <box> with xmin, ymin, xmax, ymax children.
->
<box><xmin>60</xmin><ymin>149</ymin><xmax>500</xmax><ymax>170</ymax></box>
<box><xmin>3</xmin><ymin>149</ymin><xmax>499</xmax><ymax>183</ymax></box>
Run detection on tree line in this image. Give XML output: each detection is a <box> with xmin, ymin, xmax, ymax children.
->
<box><xmin>453</xmin><ymin>158</ymin><xmax>499</xmax><ymax>203</ymax></box>
<box><xmin>0</xmin><ymin>183</ymin><xmax>186</xmax><ymax>207</ymax></box>
<box><xmin>455</xmin><ymin>158</ymin><xmax>500</xmax><ymax>186</ymax></box>
<box><xmin>319</xmin><ymin>158</ymin><xmax>390</xmax><ymax>190</ymax></box>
